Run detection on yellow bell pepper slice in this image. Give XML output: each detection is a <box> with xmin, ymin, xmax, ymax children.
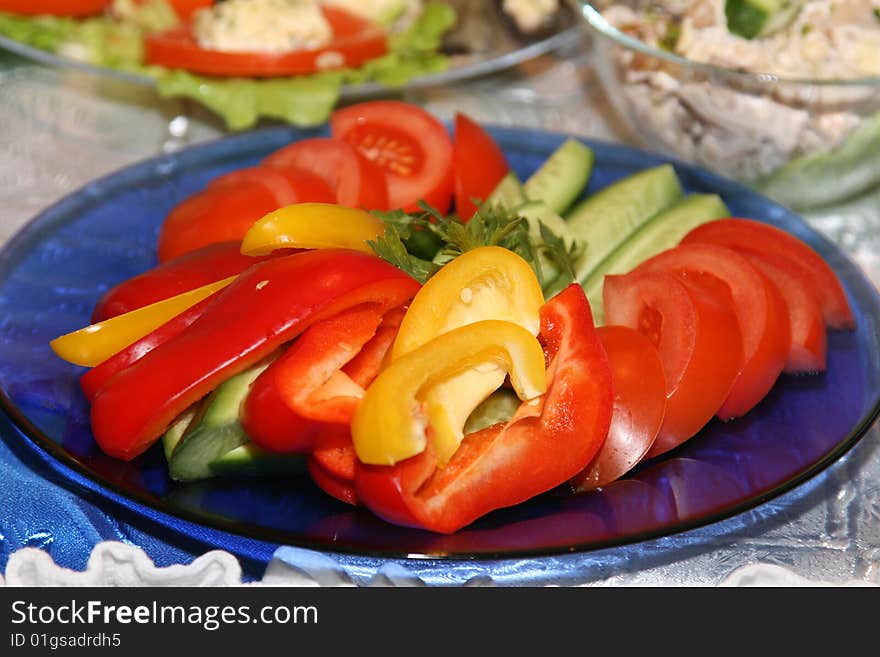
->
<box><xmin>352</xmin><ymin>320</ymin><xmax>547</xmax><ymax>466</ymax></box>
<box><xmin>240</xmin><ymin>203</ymin><xmax>386</xmax><ymax>256</ymax></box>
<box><xmin>420</xmin><ymin>365</ymin><xmax>508</xmax><ymax>464</ymax></box>
<box><xmin>50</xmin><ymin>276</ymin><xmax>235</xmax><ymax>367</ymax></box>
<box><xmin>391</xmin><ymin>245</ymin><xmax>544</xmax><ymax>359</ymax></box>
<box><xmin>384</xmin><ymin>246</ymin><xmax>545</xmax><ymax>461</ymax></box>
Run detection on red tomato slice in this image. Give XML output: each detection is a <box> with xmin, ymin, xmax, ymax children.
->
<box><xmin>452</xmin><ymin>112</ymin><xmax>509</xmax><ymax>219</ymax></box>
<box><xmin>263</xmin><ymin>138</ymin><xmax>389</xmax><ymax>210</ymax></box>
<box><xmin>681</xmin><ymin>218</ymin><xmax>854</xmax><ymax>330</ymax></box>
<box><xmin>0</xmin><ymin>0</ymin><xmax>109</xmax><ymax>16</ymax></box>
<box><xmin>144</xmin><ymin>7</ymin><xmax>388</xmax><ymax>78</ymax></box>
<box><xmin>603</xmin><ymin>271</ymin><xmax>743</xmax><ymax>458</ymax></box>
<box><xmin>157</xmin><ymin>165</ymin><xmax>334</xmax><ymax>262</ymax></box>
<box><xmin>571</xmin><ymin>325</ymin><xmax>666</xmax><ymax>492</ymax></box>
<box><xmin>744</xmin><ymin>252</ymin><xmax>827</xmax><ymax>373</ymax></box>
<box><xmin>633</xmin><ymin>243</ymin><xmax>791</xmax><ymax>419</ymax></box>
<box><xmin>330</xmin><ymin>100</ymin><xmax>454</xmax><ymax>213</ymax></box>
<box><xmin>158</xmin><ymin>182</ymin><xmax>276</xmax><ymax>262</ymax></box>
<box><xmin>209</xmin><ymin>165</ymin><xmax>334</xmax><ymax>207</ymax></box>
<box><xmin>165</xmin><ymin>0</ymin><xmax>212</xmax><ymax>20</ymax></box>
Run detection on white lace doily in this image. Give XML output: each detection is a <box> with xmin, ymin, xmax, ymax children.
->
<box><xmin>2</xmin><ymin>542</ymin><xmax>877</xmax><ymax>587</ymax></box>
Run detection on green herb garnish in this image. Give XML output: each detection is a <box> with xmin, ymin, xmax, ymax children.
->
<box><xmin>368</xmin><ymin>201</ymin><xmax>584</xmax><ymax>296</ymax></box>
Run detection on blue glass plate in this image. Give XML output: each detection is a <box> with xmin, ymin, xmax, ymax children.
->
<box><xmin>1</xmin><ymin>125</ymin><xmax>878</xmax><ymax>559</ymax></box>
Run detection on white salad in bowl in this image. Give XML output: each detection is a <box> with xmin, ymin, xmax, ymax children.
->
<box><xmin>574</xmin><ymin>0</ymin><xmax>880</xmax><ymax>210</ymax></box>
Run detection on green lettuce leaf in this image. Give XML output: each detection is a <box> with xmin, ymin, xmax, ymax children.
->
<box><xmin>63</xmin><ymin>18</ymin><xmax>145</xmax><ymax>70</ymax></box>
<box><xmin>389</xmin><ymin>1</ymin><xmax>456</xmax><ymax>53</ymax></box>
<box><xmin>156</xmin><ymin>70</ymin><xmax>345</xmax><ymax>131</ymax></box>
<box><xmin>0</xmin><ymin>12</ymin><xmax>77</xmax><ymax>52</ymax></box>
<box><xmin>0</xmin><ymin>10</ymin><xmax>147</xmax><ymax>71</ymax></box>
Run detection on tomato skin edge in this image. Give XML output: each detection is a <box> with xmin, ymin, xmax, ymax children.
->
<box><xmin>571</xmin><ymin>325</ymin><xmax>667</xmax><ymax>492</ymax></box>
<box><xmin>603</xmin><ymin>271</ymin><xmax>743</xmax><ymax>458</ymax></box>
<box><xmin>746</xmin><ymin>253</ymin><xmax>828</xmax><ymax>374</ymax></box>
<box><xmin>0</xmin><ymin>0</ymin><xmax>109</xmax><ymax>17</ymax></box>
<box><xmin>330</xmin><ymin>100</ymin><xmax>455</xmax><ymax>214</ymax></box>
<box><xmin>452</xmin><ymin>112</ymin><xmax>510</xmax><ymax>220</ymax></box>
<box><xmin>632</xmin><ymin>243</ymin><xmax>792</xmax><ymax>420</ymax></box>
<box><xmin>681</xmin><ymin>218</ymin><xmax>854</xmax><ymax>330</ymax></box>
<box><xmin>144</xmin><ymin>7</ymin><xmax>389</xmax><ymax>78</ymax></box>
<box><xmin>263</xmin><ymin>137</ymin><xmax>390</xmax><ymax>211</ymax></box>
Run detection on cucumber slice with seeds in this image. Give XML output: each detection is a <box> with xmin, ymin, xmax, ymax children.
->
<box><xmin>523</xmin><ymin>138</ymin><xmax>595</xmax><ymax>215</ymax></box>
<box><xmin>486</xmin><ymin>171</ymin><xmax>528</xmax><ymax>209</ymax></box>
<box><xmin>566</xmin><ymin>164</ymin><xmax>684</xmax><ymax>283</ymax></box>
<box><xmin>162</xmin><ymin>407</ymin><xmax>198</xmax><ymax>462</ymax></box>
<box><xmin>210</xmin><ymin>444</ymin><xmax>307</xmax><ymax>478</ymax></box>
<box><xmin>582</xmin><ymin>193</ymin><xmax>731</xmax><ymax>325</ymax></box>
<box><xmin>167</xmin><ymin>360</ymin><xmax>271</xmax><ymax>482</ymax></box>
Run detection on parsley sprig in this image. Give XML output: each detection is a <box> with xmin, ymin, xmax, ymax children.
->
<box><xmin>368</xmin><ymin>202</ymin><xmax>583</xmax><ymax>296</ymax></box>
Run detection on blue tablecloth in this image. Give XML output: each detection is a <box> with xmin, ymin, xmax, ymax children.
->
<box><xmin>0</xmin><ymin>410</ymin><xmax>279</xmax><ymax>582</ymax></box>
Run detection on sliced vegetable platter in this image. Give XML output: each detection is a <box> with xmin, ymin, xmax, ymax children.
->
<box><xmin>1</xmin><ymin>121</ymin><xmax>879</xmax><ymax>558</ymax></box>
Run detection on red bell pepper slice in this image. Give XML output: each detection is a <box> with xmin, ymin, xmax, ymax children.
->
<box><xmin>90</xmin><ymin>250</ymin><xmax>421</xmax><ymax>461</ymax></box>
<box><xmin>303</xmin><ymin>308</ymin><xmax>405</xmax><ymax>504</ymax></box>
<box><xmin>91</xmin><ymin>242</ymin><xmax>277</xmax><ymax>323</ymax></box>
<box><xmin>308</xmin><ymin>426</ymin><xmax>360</xmax><ymax>505</ymax></box>
<box><xmin>271</xmin><ymin>303</ymin><xmax>407</xmax><ymax>422</ymax></box>
<box><xmin>341</xmin><ymin>305</ymin><xmax>406</xmax><ymax>386</ymax></box>
<box><xmin>270</xmin><ymin>304</ymin><xmax>387</xmax><ymax>424</ymax></box>
<box><xmin>80</xmin><ymin>295</ymin><xmax>215</xmax><ymax>401</ymax></box>
<box><xmin>311</xmin><ymin>425</ymin><xmax>358</xmax><ymax>482</ymax></box>
<box><xmin>240</xmin><ymin>361</ymin><xmax>322</xmax><ymax>455</ymax></box>
<box><xmin>354</xmin><ymin>284</ymin><xmax>614</xmax><ymax>534</ymax></box>
<box><xmin>241</xmin><ymin>303</ymin><xmax>404</xmax><ymax>456</ymax></box>
<box><xmin>82</xmin><ymin>245</ymin><xmax>300</xmax><ymax>399</ymax></box>
<box><xmin>308</xmin><ymin>455</ymin><xmax>359</xmax><ymax>506</ymax></box>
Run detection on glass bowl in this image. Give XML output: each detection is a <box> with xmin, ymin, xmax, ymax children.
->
<box><xmin>571</xmin><ymin>0</ymin><xmax>880</xmax><ymax>211</ymax></box>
